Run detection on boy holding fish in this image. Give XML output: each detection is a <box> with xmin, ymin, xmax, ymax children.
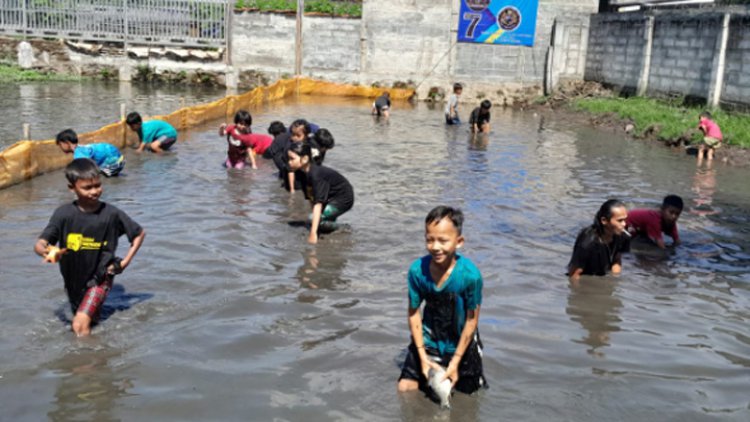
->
<box><xmin>397</xmin><ymin>206</ymin><xmax>487</xmax><ymax>405</ymax></box>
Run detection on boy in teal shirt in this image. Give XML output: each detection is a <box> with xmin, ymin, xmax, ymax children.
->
<box><xmin>397</xmin><ymin>206</ymin><xmax>487</xmax><ymax>397</ymax></box>
<box><xmin>126</xmin><ymin>112</ymin><xmax>178</xmax><ymax>153</ymax></box>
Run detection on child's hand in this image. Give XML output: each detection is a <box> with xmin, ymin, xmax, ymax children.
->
<box><xmin>307</xmin><ymin>233</ymin><xmax>318</xmax><ymax>244</ymax></box>
<box><xmin>443</xmin><ymin>361</ymin><xmax>460</xmax><ymax>387</ymax></box>
<box><xmin>44</xmin><ymin>246</ymin><xmax>67</xmax><ymax>263</ymax></box>
<box><xmin>219</xmin><ymin>123</ymin><xmax>227</xmax><ymax>136</ymax></box>
<box><xmin>420</xmin><ymin>359</ymin><xmax>441</xmax><ymax>380</ymax></box>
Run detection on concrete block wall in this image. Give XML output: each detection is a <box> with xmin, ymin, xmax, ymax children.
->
<box><xmin>647</xmin><ymin>14</ymin><xmax>720</xmax><ymax>97</ymax></box>
<box><xmin>721</xmin><ymin>15</ymin><xmax>750</xmax><ymax>107</ymax></box>
<box><xmin>302</xmin><ymin>16</ymin><xmax>361</xmax><ymax>82</ymax></box>
<box><xmin>584</xmin><ymin>14</ymin><xmax>647</xmax><ymax>92</ymax></box>
<box><xmin>231</xmin><ymin>12</ymin><xmax>297</xmax><ymax>78</ymax></box>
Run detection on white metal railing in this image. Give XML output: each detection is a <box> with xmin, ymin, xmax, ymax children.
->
<box><xmin>0</xmin><ymin>0</ymin><xmax>229</xmax><ymax>48</ymax></box>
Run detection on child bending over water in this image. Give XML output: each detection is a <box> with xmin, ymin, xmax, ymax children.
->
<box><xmin>626</xmin><ymin>195</ymin><xmax>683</xmax><ymax>249</ymax></box>
<box><xmin>56</xmin><ymin>129</ymin><xmax>125</xmax><ymax>177</ymax></box>
<box><xmin>568</xmin><ymin>199</ymin><xmax>630</xmax><ymax>285</ymax></box>
<box><xmin>219</xmin><ymin>110</ymin><xmax>273</xmax><ymax>169</ymax></box>
<box><xmin>286</xmin><ymin>142</ymin><xmax>354</xmax><ymax>244</ymax></box>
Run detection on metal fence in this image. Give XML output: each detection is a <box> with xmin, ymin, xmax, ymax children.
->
<box><xmin>0</xmin><ymin>0</ymin><xmax>230</xmax><ymax>48</ymax></box>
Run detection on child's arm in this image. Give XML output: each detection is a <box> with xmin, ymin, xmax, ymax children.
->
<box><xmin>568</xmin><ymin>267</ymin><xmax>584</xmax><ymax>286</ymax></box>
<box><xmin>443</xmin><ymin>308</ymin><xmax>479</xmax><ymax>386</ymax></box>
<box><xmin>308</xmin><ymin>202</ymin><xmax>323</xmax><ymax>244</ymax></box>
<box><xmin>136</xmin><ymin>141</ymin><xmax>147</xmax><ymax>153</ymax></box>
<box><xmin>611</xmin><ymin>253</ymin><xmax>623</xmax><ymax>274</ymax></box>
<box><xmin>288</xmin><ymin>172</ymin><xmax>296</xmax><ymax>194</ymax></box>
<box><xmin>407</xmin><ymin>306</ymin><xmax>440</xmax><ymax>379</ymax></box>
<box><xmin>117</xmin><ymin>229</ymin><xmax>146</xmax><ymax>272</ymax></box>
<box><xmin>34</xmin><ymin>238</ymin><xmax>66</xmax><ymax>263</ymax></box>
<box><xmin>248</xmin><ymin>149</ymin><xmax>258</xmax><ymax>170</ymax></box>
<box><xmin>219</xmin><ymin>123</ymin><xmax>227</xmax><ymax>137</ymax></box>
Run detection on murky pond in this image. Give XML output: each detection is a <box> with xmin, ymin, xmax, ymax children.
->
<box><xmin>1</xmin><ymin>88</ymin><xmax>749</xmax><ymax>421</ymax></box>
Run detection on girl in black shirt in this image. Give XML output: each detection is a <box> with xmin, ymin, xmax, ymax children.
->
<box><xmin>287</xmin><ymin>142</ymin><xmax>354</xmax><ymax>244</ymax></box>
<box><xmin>568</xmin><ymin>199</ymin><xmax>630</xmax><ymax>285</ymax></box>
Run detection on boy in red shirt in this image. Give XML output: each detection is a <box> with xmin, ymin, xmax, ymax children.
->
<box><xmin>697</xmin><ymin>111</ymin><xmax>723</xmax><ymax>162</ymax></box>
<box><xmin>626</xmin><ymin>195</ymin><xmax>683</xmax><ymax>249</ymax></box>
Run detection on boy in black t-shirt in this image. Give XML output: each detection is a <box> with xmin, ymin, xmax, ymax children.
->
<box><xmin>34</xmin><ymin>158</ymin><xmax>146</xmax><ymax>336</ymax></box>
<box><xmin>372</xmin><ymin>92</ymin><xmax>391</xmax><ymax>118</ymax></box>
<box><xmin>469</xmin><ymin>100</ymin><xmax>492</xmax><ymax>134</ymax></box>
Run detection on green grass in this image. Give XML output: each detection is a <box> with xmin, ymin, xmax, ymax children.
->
<box><xmin>0</xmin><ymin>63</ymin><xmax>81</xmax><ymax>82</ymax></box>
<box><xmin>234</xmin><ymin>0</ymin><xmax>362</xmax><ymax>17</ymax></box>
<box><xmin>574</xmin><ymin>96</ymin><xmax>750</xmax><ymax>148</ymax></box>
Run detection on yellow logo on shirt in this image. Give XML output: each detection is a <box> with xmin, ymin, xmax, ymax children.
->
<box><xmin>66</xmin><ymin>233</ymin><xmax>103</xmax><ymax>251</ymax></box>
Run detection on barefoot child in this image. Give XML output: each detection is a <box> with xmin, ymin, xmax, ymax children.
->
<box><xmin>397</xmin><ymin>206</ymin><xmax>487</xmax><ymax>398</ymax></box>
<box><xmin>626</xmin><ymin>195</ymin><xmax>683</xmax><ymax>249</ymax></box>
<box><xmin>34</xmin><ymin>158</ymin><xmax>146</xmax><ymax>336</ymax></box>
<box><xmin>56</xmin><ymin>129</ymin><xmax>125</xmax><ymax>177</ymax></box>
<box><xmin>126</xmin><ymin>112</ymin><xmax>178</xmax><ymax>153</ymax></box>
<box><xmin>219</xmin><ymin>110</ymin><xmax>273</xmax><ymax>169</ymax></box>
<box><xmin>286</xmin><ymin>142</ymin><xmax>354</xmax><ymax>244</ymax></box>
<box><xmin>568</xmin><ymin>199</ymin><xmax>629</xmax><ymax>285</ymax></box>
<box><xmin>697</xmin><ymin>111</ymin><xmax>723</xmax><ymax>162</ymax></box>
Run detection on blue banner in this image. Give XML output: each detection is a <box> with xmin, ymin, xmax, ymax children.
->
<box><xmin>457</xmin><ymin>0</ymin><xmax>539</xmax><ymax>47</ymax></box>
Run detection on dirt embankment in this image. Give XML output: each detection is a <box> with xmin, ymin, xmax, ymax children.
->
<box><xmin>532</xmin><ymin>80</ymin><xmax>750</xmax><ymax>167</ymax></box>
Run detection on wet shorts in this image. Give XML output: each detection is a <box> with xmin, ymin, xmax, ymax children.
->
<box><xmin>445</xmin><ymin>114</ymin><xmax>460</xmax><ymax>125</ymax></box>
<box><xmin>100</xmin><ymin>155</ymin><xmax>125</xmax><ymax>177</ymax></box>
<box><xmin>152</xmin><ymin>136</ymin><xmax>177</xmax><ymax>150</ymax></box>
<box><xmin>398</xmin><ymin>332</ymin><xmax>488</xmax><ymax>395</ymax></box>
<box><xmin>75</xmin><ymin>276</ymin><xmax>113</xmax><ymax>319</ymax></box>
<box><xmin>703</xmin><ymin>136</ymin><xmax>721</xmax><ymax>148</ymax></box>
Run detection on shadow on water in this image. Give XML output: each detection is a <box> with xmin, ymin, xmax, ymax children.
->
<box><xmin>54</xmin><ymin>284</ymin><xmax>153</xmax><ymax>326</ymax></box>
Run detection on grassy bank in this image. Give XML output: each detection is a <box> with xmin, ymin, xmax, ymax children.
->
<box><xmin>0</xmin><ymin>64</ymin><xmax>80</xmax><ymax>82</ymax></box>
<box><xmin>574</xmin><ymin>97</ymin><xmax>750</xmax><ymax>148</ymax></box>
<box><xmin>234</xmin><ymin>0</ymin><xmax>362</xmax><ymax>17</ymax></box>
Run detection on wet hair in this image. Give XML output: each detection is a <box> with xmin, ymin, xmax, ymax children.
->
<box><xmin>65</xmin><ymin>158</ymin><xmax>100</xmax><ymax>185</ymax></box>
<box><xmin>55</xmin><ymin>129</ymin><xmax>78</xmax><ymax>145</ymax></box>
<box><xmin>290</xmin><ymin>119</ymin><xmax>311</xmax><ymax>136</ymax></box>
<box><xmin>313</xmin><ymin>128</ymin><xmax>334</xmax><ymax>150</ymax></box>
<box><xmin>480</xmin><ymin>100</ymin><xmax>492</xmax><ymax>110</ymax></box>
<box><xmin>662</xmin><ymin>195</ymin><xmax>684</xmax><ymax>211</ymax></box>
<box><xmin>593</xmin><ymin>199</ymin><xmax>626</xmax><ymax>236</ymax></box>
<box><xmin>268</xmin><ymin>121</ymin><xmax>287</xmax><ymax>136</ymax></box>
<box><xmin>234</xmin><ymin>110</ymin><xmax>252</xmax><ymax>126</ymax></box>
<box><xmin>126</xmin><ymin>112</ymin><xmax>142</xmax><ymax>125</ymax></box>
<box><xmin>425</xmin><ymin>206</ymin><xmax>464</xmax><ymax>235</ymax></box>
<box><xmin>382</xmin><ymin>91</ymin><xmax>390</xmax><ymax>98</ymax></box>
<box><xmin>287</xmin><ymin>141</ymin><xmax>313</xmax><ymax>161</ymax></box>
<box><xmin>453</xmin><ymin>83</ymin><xmax>463</xmax><ymax>92</ymax></box>
<box><xmin>700</xmin><ymin>111</ymin><xmax>712</xmax><ymax>119</ymax></box>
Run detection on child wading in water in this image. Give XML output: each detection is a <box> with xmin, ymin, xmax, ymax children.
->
<box><xmin>568</xmin><ymin>199</ymin><xmax>630</xmax><ymax>285</ymax></box>
<box><xmin>286</xmin><ymin>142</ymin><xmax>354</xmax><ymax>244</ymax></box>
<box><xmin>219</xmin><ymin>110</ymin><xmax>273</xmax><ymax>169</ymax></box>
<box><xmin>697</xmin><ymin>111</ymin><xmax>723</xmax><ymax>162</ymax></box>
<box><xmin>56</xmin><ymin>129</ymin><xmax>125</xmax><ymax>177</ymax></box>
<box><xmin>445</xmin><ymin>83</ymin><xmax>463</xmax><ymax>125</ymax></box>
<box><xmin>626</xmin><ymin>195</ymin><xmax>683</xmax><ymax>249</ymax></box>
<box><xmin>469</xmin><ymin>100</ymin><xmax>492</xmax><ymax>134</ymax></box>
<box><xmin>34</xmin><ymin>158</ymin><xmax>146</xmax><ymax>336</ymax></box>
<box><xmin>397</xmin><ymin>206</ymin><xmax>487</xmax><ymax>398</ymax></box>
<box><xmin>126</xmin><ymin>112</ymin><xmax>178</xmax><ymax>153</ymax></box>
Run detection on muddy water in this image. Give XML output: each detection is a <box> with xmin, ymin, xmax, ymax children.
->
<box><xmin>0</xmin><ymin>81</ymin><xmax>225</xmax><ymax>148</ymax></box>
<box><xmin>1</xmin><ymin>94</ymin><xmax>749</xmax><ymax>421</ymax></box>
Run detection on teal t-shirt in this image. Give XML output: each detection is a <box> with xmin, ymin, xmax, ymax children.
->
<box><xmin>407</xmin><ymin>254</ymin><xmax>483</xmax><ymax>356</ymax></box>
<box><xmin>140</xmin><ymin>120</ymin><xmax>177</xmax><ymax>143</ymax></box>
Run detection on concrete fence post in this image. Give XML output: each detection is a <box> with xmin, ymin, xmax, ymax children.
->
<box><xmin>637</xmin><ymin>16</ymin><xmax>654</xmax><ymax>96</ymax></box>
<box><xmin>545</xmin><ymin>19</ymin><xmax>565</xmax><ymax>94</ymax></box>
<box><xmin>708</xmin><ymin>13</ymin><xmax>731</xmax><ymax>108</ymax></box>
<box><xmin>295</xmin><ymin>0</ymin><xmax>304</xmax><ymax>77</ymax></box>
<box><xmin>120</xmin><ymin>103</ymin><xmax>127</xmax><ymax>121</ymax></box>
<box><xmin>22</xmin><ymin>123</ymin><xmax>30</xmax><ymax>141</ymax></box>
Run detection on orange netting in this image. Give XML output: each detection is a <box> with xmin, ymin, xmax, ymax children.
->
<box><xmin>0</xmin><ymin>78</ymin><xmax>413</xmax><ymax>190</ymax></box>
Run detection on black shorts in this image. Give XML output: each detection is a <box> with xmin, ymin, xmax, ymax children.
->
<box><xmin>398</xmin><ymin>332</ymin><xmax>488</xmax><ymax>395</ymax></box>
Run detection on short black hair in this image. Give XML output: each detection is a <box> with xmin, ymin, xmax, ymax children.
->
<box><xmin>662</xmin><ymin>195</ymin><xmax>684</xmax><ymax>211</ymax></box>
<box><xmin>268</xmin><ymin>121</ymin><xmax>287</xmax><ymax>136</ymax></box>
<box><xmin>480</xmin><ymin>100</ymin><xmax>492</xmax><ymax>110</ymax></box>
<box><xmin>700</xmin><ymin>111</ymin><xmax>712</xmax><ymax>119</ymax></box>
<box><xmin>453</xmin><ymin>83</ymin><xmax>463</xmax><ymax>92</ymax></box>
<box><xmin>290</xmin><ymin>119</ymin><xmax>311</xmax><ymax>135</ymax></box>
<box><xmin>126</xmin><ymin>112</ymin><xmax>142</xmax><ymax>125</ymax></box>
<box><xmin>287</xmin><ymin>140</ymin><xmax>312</xmax><ymax>161</ymax></box>
<box><xmin>313</xmin><ymin>128</ymin><xmax>334</xmax><ymax>150</ymax></box>
<box><xmin>425</xmin><ymin>206</ymin><xmax>463</xmax><ymax>235</ymax></box>
<box><xmin>234</xmin><ymin>110</ymin><xmax>252</xmax><ymax>126</ymax></box>
<box><xmin>56</xmin><ymin>129</ymin><xmax>78</xmax><ymax>145</ymax></box>
<box><xmin>65</xmin><ymin>158</ymin><xmax>100</xmax><ymax>185</ymax></box>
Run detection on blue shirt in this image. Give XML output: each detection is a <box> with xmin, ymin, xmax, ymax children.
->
<box><xmin>73</xmin><ymin>143</ymin><xmax>122</xmax><ymax>167</ymax></box>
<box><xmin>407</xmin><ymin>254</ymin><xmax>483</xmax><ymax>356</ymax></box>
<box><xmin>140</xmin><ymin>120</ymin><xmax>177</xmax><ymax>143</ymax></box>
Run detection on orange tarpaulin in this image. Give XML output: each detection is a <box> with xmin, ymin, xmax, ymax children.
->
<box><xmin>0</xmin><ymin>78</ymin><xmax>413</xmax><ymax>190</ymax></box>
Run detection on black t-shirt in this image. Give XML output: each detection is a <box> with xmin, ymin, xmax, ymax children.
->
<box><xmin>375</xmin><ymin>95</ymin><xmax>391</xmax><ymax>108</ymax></box>
<box><xmin>567</xmin><ymin>227</ymin><xmax>630</xmax><ymax>276</ymax></box>
<box><xmin>264</xmin><ymin>132</ymin><xmax>292</xmax><ymax>173</ymax></box>
<box><xmin>469</xmin><ymin>107</ymin><xmax>490</xmax><ymax>126</ymax></box>
<box><xmin>40</xmin><ymin>201</ymin><xmax>143</xmax><ymax>306</ymax></box>
<box><xmin>303</xmin><ymin>164</ymin><xmax>354</xmax><ymax>210</ymax></box>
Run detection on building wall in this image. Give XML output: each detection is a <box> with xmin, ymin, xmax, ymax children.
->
<box><xmin>721</xmin><ymin>14</ymin><xmax>750</xmax><ymax>108</ymax></box>
<box><xmin>584</xmin><ymin>14</ymin><xmax>647</xmax><ymax>92</ymax></box>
